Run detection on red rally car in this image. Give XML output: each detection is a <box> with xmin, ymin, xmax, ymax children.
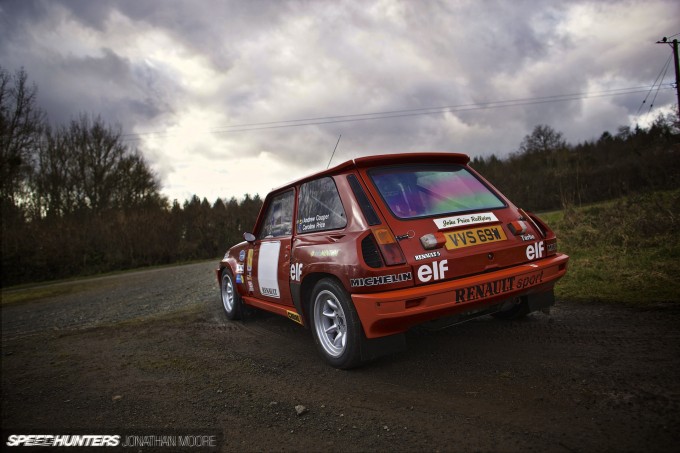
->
<box><xmin>217</xmin><ymin>153</ymin><xmax>569</xmax><ymax>368</ymax></box>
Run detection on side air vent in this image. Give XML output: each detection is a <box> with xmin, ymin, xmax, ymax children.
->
<box><xmin>361</xmin><ymin>235</ymin><xmax>383</xmax><ymax>268</ymax></box>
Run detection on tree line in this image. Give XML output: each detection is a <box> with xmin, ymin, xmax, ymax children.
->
<box><xmin>1</xmin><ymin>67</ymin><xmax>262</xmax><ymax>286</ymax></box>
<box><xmin>471</xmin><ymin>119</ymin><xmax>680</xmax><ymax>212</ymax></box>
<box><xmin>1</xmin><ymin>66</ymin><xmax>679</xmax><ymax>286</ymax></box>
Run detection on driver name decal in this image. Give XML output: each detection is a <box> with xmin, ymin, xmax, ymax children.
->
<box><xmin>433</xmin><ymin>212</ymin><xmax>498</xmax><ymax>230</ymax></box>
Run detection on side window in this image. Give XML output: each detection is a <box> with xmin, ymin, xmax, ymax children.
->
<box><xmin>297</xmin><ymin>177</ymin><xmax>347</xmax><ymax>234</ymax></box>
<box><xmin>258</xmin><ymin>190</ymin><xmax>294</xmax><ymax>239</ymax></box>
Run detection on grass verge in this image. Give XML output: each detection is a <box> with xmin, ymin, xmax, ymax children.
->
<box><xmin>541</xmin><ymin>189</ymin><xmax>680</xmax><ymax>305</ymax></box>
<box><xmin>0</xmin><ymin>259</ymin><xmax>216</xmax><ymax>305</ymax></box>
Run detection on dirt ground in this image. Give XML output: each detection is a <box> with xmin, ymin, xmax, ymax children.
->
<box><xmin>2</xmin><ymin>261</ymin><xmax>679</xmax><ymax>452</ymax></box>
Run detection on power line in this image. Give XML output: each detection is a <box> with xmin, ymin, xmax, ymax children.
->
<box><xmin>646</xmin><ymin>56</ymin><xmax>673</xmax><ymax>120</ymax></box>
<box><xmin>636</xmin><ymin>53</ymin><xmax>673</xmax><ymax>116</ymax></box>
<box><xmin>207</xmin><ymin>86</ymin><xmax>664</xmax><ymax>132</ymax></box>
<box><xmin>121</xmin><ymin>84</ymin><xmax>674</xmax><ymax>142</ymax></box>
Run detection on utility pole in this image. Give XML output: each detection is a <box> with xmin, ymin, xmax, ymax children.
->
<box><xmin>657</xmin><ymin>37</ymin><xmax>680</xmax><ymax>119</ymax></box>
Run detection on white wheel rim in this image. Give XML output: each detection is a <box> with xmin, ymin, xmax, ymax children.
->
<box><xmin>313</xmin><ymin>290</ymin><xmax>347</xmax><ymax>358</ymax></box>
<box><xmin>221</xmin><ymin>273</ymin><xmax>234</xmax><ymax>313</ymax></box>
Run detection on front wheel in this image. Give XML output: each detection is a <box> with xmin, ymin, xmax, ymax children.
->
<box><xmin>220</xmin><ymin>269</ymin><xmax>243</xmax><ymax>320</ymax></box>
<box><xmin>311</xmin><ymin>279</ymin><xmax>363</xmax><ymax>369</ymax></box>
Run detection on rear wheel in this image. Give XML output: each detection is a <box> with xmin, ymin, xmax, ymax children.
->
<box><xmin>311</xmin><ymin>278</ymin><xmax>363</xmax><ymax>369</ymax></box>
<box><xmin>220</xmin><ymin>269</ymin><xmax>243</xmax><ymax>320</ymax></box>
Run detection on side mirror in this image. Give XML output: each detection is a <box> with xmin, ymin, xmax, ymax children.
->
<box><xmin>243</xmin><ymin>232</ymin><xmax>256</xmax><ymax>243</ymax></box>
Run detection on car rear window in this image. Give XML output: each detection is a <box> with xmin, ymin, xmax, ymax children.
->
<box><xmin>368</xmin><ymin>164</ymin><xmax>505</xmax><ymax>219</ymax></box>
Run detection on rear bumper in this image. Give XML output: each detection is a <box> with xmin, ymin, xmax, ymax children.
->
<box><xmin>351</xmin><ymin>253</ymin><xmax>569</xmax><ymax>338</ymax></box>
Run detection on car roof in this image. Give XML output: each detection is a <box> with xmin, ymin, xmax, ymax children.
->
<box><xmin>269</xmin><ymin>152</ymin><xmax>471</xmax><ymax>193</ymax></box>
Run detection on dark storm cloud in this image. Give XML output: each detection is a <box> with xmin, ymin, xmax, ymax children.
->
<box><xmin>0</xmin><ymin>0</ymin><xmax>179</xmax><ymax>131</ymax></box>
<box><xmin>49</xmin><ymin>0</ymin><xmax>113</xmax><ymax>31</ymax></box>
<box><xmin>1</xmin><ymin>0</ymin><xmax>678</xmax><ymax>200</ymax></box>
<box><xmin>0</xmin><ymin>0</ymin><xmax>47</xmax><ymax>32</ymax></box>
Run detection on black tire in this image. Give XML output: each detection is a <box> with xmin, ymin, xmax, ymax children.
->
<box><xmin>492</xmin><ymin>298</ymin><xmax>530</xmax><ymax>320</ymax></box>
<box><xmin>310</xmin><ymin>278</ymin><xmax>363</xmax><ymax>369</ymax></box>
<box><xmin>220</xmin><ymin>269</ymin><xmax>243</xmax><ymax>320</ymax></box>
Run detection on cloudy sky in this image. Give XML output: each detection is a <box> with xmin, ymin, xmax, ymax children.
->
<box><xmin>1</xmin><ymin>0</ymin><xmax>678</xmax><ymax>203</ymax></box>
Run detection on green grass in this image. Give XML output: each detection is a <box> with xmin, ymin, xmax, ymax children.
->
<box><xmin>541</xmin><ymin>189</ymin><xmax>680</xmax><ymax>305</ymax></box>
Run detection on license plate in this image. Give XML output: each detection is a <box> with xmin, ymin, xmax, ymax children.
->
<box><xmin>444</xmin><ymin>225</ymin><xmax>507</xmax><ymax>250</ymax></box>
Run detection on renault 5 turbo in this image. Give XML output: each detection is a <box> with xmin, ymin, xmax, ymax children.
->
<box><xmin>217</xmin><ymin>153</ymin><xmax>568</xmax><ymax>368</ymax></box>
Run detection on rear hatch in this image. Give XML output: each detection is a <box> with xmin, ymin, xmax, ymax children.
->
<box><xmin>357</xmin><ymin>159</ymin><xmax>549</xmax><ymax>285</ymax></box>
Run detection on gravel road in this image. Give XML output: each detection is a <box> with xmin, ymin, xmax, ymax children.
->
<box><xmin>2</xmin><ymin>260</ymin><xmax>679</xmax><ymax>452</ymax></box>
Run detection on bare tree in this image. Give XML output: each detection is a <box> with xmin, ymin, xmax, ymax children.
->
<box><xmin>34</xmin><ymin>114</ymin><xmax>163</xmax><ymax>216</ymax></box>
<box><xmin>0</xmin><ymin>66</ymin><xmax>45</xmax><ymax>205</ymax></box>
<box><xmin>70</xmin><ymin>114</ymin><xmax>126</xmax><ymax>212</ymax></box>
<box><xmin>519</xmin><ymin>124</ymin><xmax>567</xmax><ymax>155</ymax></box>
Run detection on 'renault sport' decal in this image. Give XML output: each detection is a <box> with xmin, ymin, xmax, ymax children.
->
<box><xmin>433</xmin><ymin>212</ymin><xmax>498</xmax><ymax>230</ymax></box>
<box><xmin>258</xmin><ymin>241</ymin><xmax>281</xmax><ymax>298</ymax></box>
<box><xmin>454</xmin><ymin>270</ymin><xmax>545</xmax><ymax>303</ymax></box>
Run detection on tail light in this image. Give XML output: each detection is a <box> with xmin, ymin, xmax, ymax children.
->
<box><xmin>372</xmin><ymin>228</ymin><xmax>406</xmax><ymax>266</ymax></box>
